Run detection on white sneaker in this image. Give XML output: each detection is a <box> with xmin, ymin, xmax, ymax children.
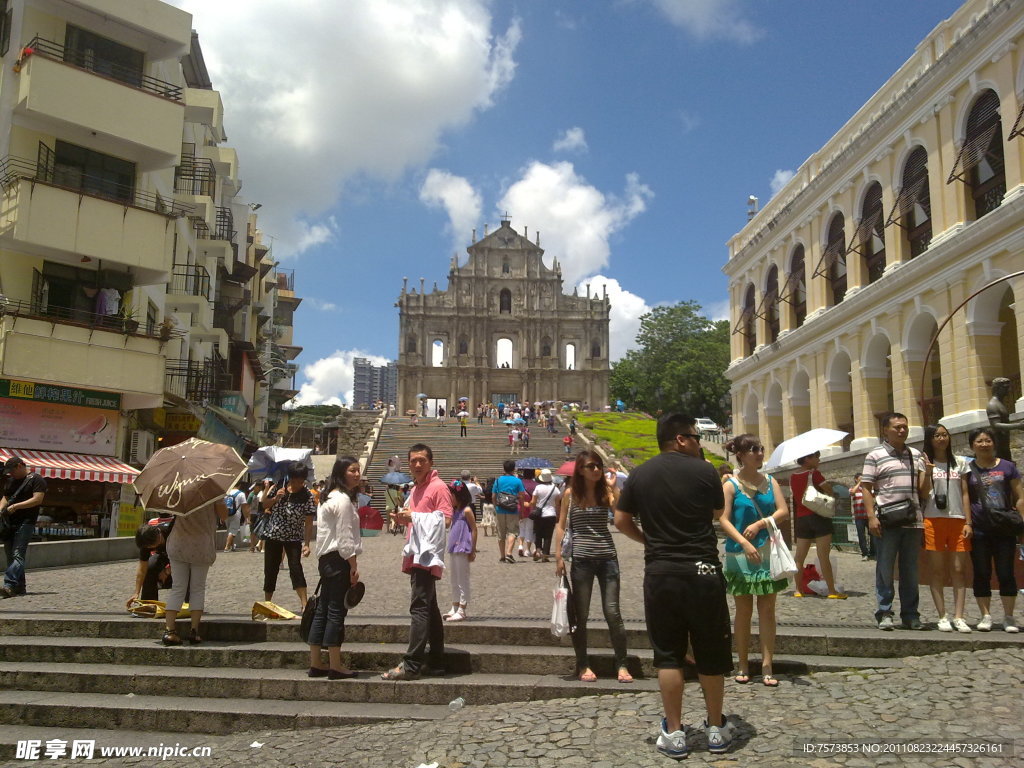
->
<box><xmin>447</xmin><ymin>608</ymin><xmax>466</xmax><ymax>622</ymax></box>
<box><xmin>952</xmin><ymin>618</ymin><xmax>972</xmax><ymax>634</ymax></box>
<box><xmin>704</xmin><ymin>715</ymin><xmax>736</xmax><ymax>754</ymax></box>
<box><xmin>936</xmin><ymin>616</ymin><xmax>952</xmax><ymax>632</ymax></box>
<box><xmin>1004</xmin><ymin>616</ymin><xmax>1019</xmax><ymax>633</ymax></box>
<box><xmin>441</xmin><ymin>609</ymin><xmax>456</xmax><ymax>621</ymax></box>
<box><xmin>976</xmin><ymin>614</ymin><xmax>993</xmax><ymax>632</ymax></box>
<box><xmin>656</xmin><ymin>718</ymin><xmax>689</xmax><ymax>760</ymax></box>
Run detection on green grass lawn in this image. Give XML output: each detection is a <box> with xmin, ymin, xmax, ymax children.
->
<box><xmin>574</xmin><ymin>412</ymin><xmax>724</xmax><ymax>469</ymax></box>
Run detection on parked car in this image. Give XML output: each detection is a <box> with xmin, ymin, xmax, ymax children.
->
<box><xmin>695</xmin><ymin>418</ymin><xmax>721</xmax><ymax>435</ymax></box>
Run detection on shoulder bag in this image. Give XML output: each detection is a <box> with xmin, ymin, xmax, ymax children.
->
<box><xmin>746</xmin><ymin>476</ymin><xmax>798</xmax><ymax>581</ymax></box>
<box><xmin>298</xmin><ymin>580</ymin><xmax>321</xmax><ymax>641</ymax></box>
<box><xmin>529</xmin><ymin>487</ymin><xmax>555</xmax><ymax>522</ymax></box>
<box><xmin>876</xmin><ymin>452</ymin><xmax>919</xmax><ymax>528</ymax></box>
<box><xmin>968</xmin><ymin>461</ymin><xmax>1024</xmax><ymax>536</ymax></box>
<box><xmin>802</xmin><ymin>475</ymin><xmax>836</xmax><ymax>518</ymax></box>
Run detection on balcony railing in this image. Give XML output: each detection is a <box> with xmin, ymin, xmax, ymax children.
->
<box><xmin>174</xmin><ymin>157</ymin><xmax>217</xmax><ymax>197</ymax></box>
<box><xmin>0</xmin><ymin>155</ymin><xmax>192</xmax><ymax>217</ymax></box>
<box><xmin>164</xmin><ymin>356</ymin><xmax>229</xmax><ymax>403</ymax></box>
<box><xmin>24</xmin><ymin>36</ymin><xmax>184</xmax><ymax>101</ymax></box>
<box><xmin>170</xmin><ymin>265</ymin><xmax>211</xmax><ymax>301</ymax></box>
<box><xmin>214</xmin><ymin>206</ymin><xmax>236</xmax><ymax>242</ymax></box>
<box><xmin>0</xmin><ymin>297</ymin><xmax>169</xmax><ymax>338</ymax></box>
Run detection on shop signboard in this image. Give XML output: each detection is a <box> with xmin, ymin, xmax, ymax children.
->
<box><xmin>197</xmin><ymin>411</ymin><xmax>248</xmax><ymax>455</ymax></box>
<box><xmin>165</xmin><ymin>413</ymin><xmax>201</xmax><ymax>433</ymax></box>
<box><xmin>0</xmin><ymin>380</ymin><xmax>121</xmax><ymax>456</ymax></box>
<box><xmin>117</xmin><ymin>501</ymin><xmax>146</xmax><ymax>537</ymax></box>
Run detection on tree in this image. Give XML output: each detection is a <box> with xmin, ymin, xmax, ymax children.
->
<box><xmin>610</xmin><ymin>301</ymin><xmax>731</xmax><ymax>422</ymax></box>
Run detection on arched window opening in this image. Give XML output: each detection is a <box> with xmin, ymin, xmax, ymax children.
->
<box><xmin>826</xmin><ymin>214</ymin><xmax>847</xmax><ymax>306</ymax></box>
<box><xmin>590</xmin><ymin>341</ymin><xmax>601</xmax><ymax>358</ymax></box>
<box><xmin>502</xmin><ymin>259</ymin><xmax>510</xmax><ymax>274</ymax></box>
<box><xmin>856</xmin><ymin>183</ymin><xmax>885</xmax><ymax>283</ymax></box>
<box><xmin>764</xmin><ymin>266</ymin><xmax>780</xmax><ymax>342</ymax></box>
<box><xmin>499</xmin><ymin>289</ymin><xmax>512</xmax><ymax>314</ymax></box>
<box><xmin>564</xmin><ymin>343</ymin><xmax>576</xmax><ymax>370</ymax></box>
<box><xmin>786</xmin><ymin>246</ymin><xmax>806</xmax><ymax>328</ymax></box>
<box><xmin>895</xmin><ymin>147</ymin><xmax>931</xmax><ymax>258</ymax></box>
<box><xmin>949</xmin><ymin>90</ymin><xmax>1005</xmax><ymax>219</ymax></box>
<box><xmin>405</xmin><ymin>335</ymin><xmax>417</xmax><ymax>354</ymax></box>
<box><xmin>458</xmin><ymin>337</ymin><xmax>468</xmax><ymax>355</ymax></box>
<box><xmin>496</xmin><ymin>337</ymin><xmax>514</xmax><ymax>368</ymax></box>
<box><xmin>431</xmin><ymin>339</ymin><xmax>444</xmax><ymax>367</ymax></box>
<box><xmin>540</xmin><ymin>336</ymin><xmax>552</xmax><ymax>357</ymax></box>
<box><xmin>733</xmin><ymin>283</ymin><xmax>756</xmax><ymax>357</ymax></box>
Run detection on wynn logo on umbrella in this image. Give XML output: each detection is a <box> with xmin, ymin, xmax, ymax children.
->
<box><xmin>133</xmin><ymin>438</ymin><xmax>247</xmax><ymax>516</ymax></box>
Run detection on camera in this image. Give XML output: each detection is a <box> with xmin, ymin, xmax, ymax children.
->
<box><xmin>935</xmin><ymin>494</ymin><xmax>947</xmax><ymax>510</ymax></box>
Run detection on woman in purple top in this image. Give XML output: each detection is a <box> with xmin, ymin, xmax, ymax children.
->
<box><xmin>443</xmin><ymin>480</ymin><xmax>478</xmax><ymax>622</ymax></box>
<box><xmin>964</xmin><ymin>427</ymin><xmax>1023</xmax><ymax>633</ymax></box>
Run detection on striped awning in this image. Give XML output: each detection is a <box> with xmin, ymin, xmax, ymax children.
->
<box><xmin>0</xmin><ymin>448</ymin><xmax>139</xmax><ymax>484</ymax></box>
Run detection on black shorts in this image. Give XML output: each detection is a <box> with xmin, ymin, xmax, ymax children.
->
<box><xmin>643</xmin><ymin>567</ymin><xmax>732</xmax><ymax>676</ymax></box>
<box><xmin>795</xmin><ymin>513</ymin><xmax>833</xmax><ymax>540</ymax></box>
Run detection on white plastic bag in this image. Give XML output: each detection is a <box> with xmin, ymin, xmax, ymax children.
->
<box><xmin>551</xmin><ymin>577</ymin><xmax>570</xmax><ymax>637</ymax></box>
<box><xmin>766</xmin><ymin>517</ymin><xmax>797</xmax><ymax>581</ymax></box>
<box><xmin>809</xmin><ymin>553</ymin><xmax>842</xmax><ymax>596</ymax></box>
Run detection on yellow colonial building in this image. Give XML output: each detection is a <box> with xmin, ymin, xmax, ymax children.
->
<box><xmin>725</xmin><ymin>0</ymin><xmax>1024</xmax><ymax>460</ymax></box>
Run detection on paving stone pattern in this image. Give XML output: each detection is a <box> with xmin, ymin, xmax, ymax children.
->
<box><xmin>58</xmin><ymin>646</ymin><xmax>1021</xmax><ymax>767</ymax></box>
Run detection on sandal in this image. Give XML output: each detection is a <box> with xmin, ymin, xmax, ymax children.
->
<box><xmin>762</xmin><ymin>674</ymin><xmax>779</xmax><ymax>687</ymax></box>
<box><xmin>734</xmin><ymin>673</ymin><xmax>750</xmax><ymax>684</ymax></box>
<box><xmin>578</xmin><ymin>669</ymin><xmax>597</xmax><ymax>682</ymax></box>
<box><xmin>161</xmin><ymin>631</ymin><xmax>182</xmax><ymax>646</ymax></box>
<box><xmin>380</xmin><ymin>665</ymin><xmax>419</xmax><ymax>681</ymax></box>
<box><xmin>188</xmin><ymin>629</ymin><xmax>202</xmax><ymax>645</ymax></box>
<box><xmin>617</xmin><ymin>669</ymin><xmax>634</xmax><ymax>683</ymax></box>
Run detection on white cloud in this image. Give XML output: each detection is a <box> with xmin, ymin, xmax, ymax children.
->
<box><xmin>167</xmin><ymin>1</ymin><xmax>521</xmax><ymax>257</ymax></box>
<box><xmin>419</xmin><ymin>169</ymin><xmax>483</xmax><ymax>250</ymax></box>
<box><xmin>553</xmin><ymin>127</ymin><xmax>588</xmax><ymax>154</ymax></box>
<box><xmin>641</xmin><ymin>0</ymin><xmax>763</xmax><ymax>44</ymax></box>
<box><xmin>497</xmin><ymin>161</ymin><xmax>653</xmax><ymax>285</ymax></box>
<box><xmin>306</xmin><ymin>298</ymin><xmax>339</xmax><ymax>312</ymax></box>
<box><xmin>769</xmin><ymin>169</ymin><xmax>795</xmax><ymax>198</ymax></box>
<box><xmin>292</xmin><ymin>349</ymin><xmax>390</xmax><ymax>407</ymax></box>
<box><xmin>578</xmin><ymin>276</ymin><xmax>651</xmax><ymax>361</ymax></box>
<box><xmin>703</xmin><ymin>298</ymin><xmax>731</xmax><ymax>323</ymax></box>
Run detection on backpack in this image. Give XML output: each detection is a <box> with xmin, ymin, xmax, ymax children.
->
<box><xmin>224</xmin><ymin>490</ymin><xmax>241</xmax><ymax>516</ymax></box>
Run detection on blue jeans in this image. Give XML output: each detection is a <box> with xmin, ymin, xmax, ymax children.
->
<box><xmin>874</xmin><ymin>526</ymin><xmax>922</xmax><ymax>623</ymax></box>
<box><xmin>855</xmin><ymin>518</ymin><xmax>875</xmax><ymax>558</ymax></box>
<box><xmin>308</xmin><ymin>560</ymin><xmax>350</xmax><ymax>647</ymax></box>
<box><xmin>570</xmin><ymin>558</ymin><xmax>628</xmax><ymax>670</ymax></box>
<box><xmin>3</xmin><ymin>519</ymin><xmax>35</xmax><ymax>594</ymax></box>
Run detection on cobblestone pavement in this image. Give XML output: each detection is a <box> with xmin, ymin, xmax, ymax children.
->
<box><xmin>2</xmin><ymin>526</ymin><xmax>937</xmax><ymax>629</ymax></box>
<box><xmin>70</xmin><ymin>646</ymin><xmax>1021</xmax><ymax>767</ymax></box>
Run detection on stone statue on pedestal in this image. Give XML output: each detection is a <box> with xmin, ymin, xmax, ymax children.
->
<box><xmin>986</xmin><ymin>377</ymin><xmax>1023</xmax><ymax>461</ymax></box>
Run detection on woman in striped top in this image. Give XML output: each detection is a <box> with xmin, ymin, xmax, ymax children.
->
<box><xmin>554</xmin><ymin>451</ymin><xmax>631</xmax><ymax>683</ymax></box>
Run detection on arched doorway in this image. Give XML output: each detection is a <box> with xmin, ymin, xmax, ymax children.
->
<box><xmin>827</xmin><ymin>351</ymin><xmax>854</xmax><ymax>449</ymax></box>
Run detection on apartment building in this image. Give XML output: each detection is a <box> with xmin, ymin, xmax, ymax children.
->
<box><xmin>0</xmin><ymin>0</ymin><xmax>301</xmax><ymax>538</ymax></box>
<box><xmin>353</xmin><ymin>356</ymin><xmax>397</xmax><ymax>409</ymax></box>
<box><xmin>724</xmin><ymin>0</ymin><xmax>1023</xmax><ymax>464</ymax></box>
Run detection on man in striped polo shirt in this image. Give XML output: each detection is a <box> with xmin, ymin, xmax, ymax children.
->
<box><xmin>861</xmin><ymin>412</ymin><xmax>928</xmax><ymax>631</ymax></box>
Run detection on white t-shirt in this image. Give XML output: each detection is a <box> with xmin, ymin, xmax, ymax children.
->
<box><xmin>466</xmin><ymin>481</ymin><xmax>482</xmax><ymax>505</ymax></box>
<box><xmin>531</xmin><ymin>484</ymin><xmax>562</xmax><ymax>518</ymax></box>
<box><xmin>923</xmin><ymin>455</ymin><xmax>968</xmax><ymax>519</ymax></box>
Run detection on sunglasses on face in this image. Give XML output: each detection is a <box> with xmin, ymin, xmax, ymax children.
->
<box><xmin>747</xmin><ymin>446</ymin><xmax>765</xmax><ymax>453</ymax></box>
<box><xmin>678</xmin><ymin>433</ymin><xmax>701</xmax><ymax>441</ymax></box>
<box><xmin>583</xmin><ymin>463</ymin><xmax>602</xmax><ymax>470</ymax></box>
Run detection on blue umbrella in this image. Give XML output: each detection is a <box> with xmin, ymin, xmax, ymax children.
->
<box><xmin>503</xmin><ymin>418</ymin><xmax>517</xmax><ymax>424</ymax></box>
<box><xmin>379</xmin><ymin>471</ymin><xmax>412</xmax><ymax>485</ymax></box>
<box><xmin>511</xmin><ymin>417</ymin><xmax>526</xmax><ymax>425</ymax></box>
<box><xmin>416</xmin><ymin>393</ymin><xmax>427</xmax><ymax>399</ymax></box>
<box><xmin>515</xmin><ymin>457</ymin><xmax>553</xmax><ymax>470</ymax></box>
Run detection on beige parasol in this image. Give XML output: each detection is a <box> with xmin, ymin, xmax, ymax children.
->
<box><xmin>133</xmin><ymin>437</ymin><xmax>247</xmax><ymax>516</ymax></box>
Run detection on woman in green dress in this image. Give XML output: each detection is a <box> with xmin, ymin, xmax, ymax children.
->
<box><xmin>720</xmin><ymin>433</ymin><xmax>790</xmax><ymax>687</ymax></box>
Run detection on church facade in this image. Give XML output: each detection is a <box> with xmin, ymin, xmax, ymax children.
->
<box><xmin>396</xmin><ymin>218</ymin><xmax>610</xmax><ymax>415</ymax></box>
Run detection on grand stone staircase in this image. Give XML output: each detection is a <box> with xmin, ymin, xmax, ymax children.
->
<box><xmin>363</xmin><ymin>415</ymin><xmax>572</xmax><ymax>508</ymax></box>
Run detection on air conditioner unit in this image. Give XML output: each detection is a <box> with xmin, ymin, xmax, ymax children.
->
<box><xmin>129</xmin><ymin>430</ymin><xmax>156</xmax><ymax>465</ymax></box>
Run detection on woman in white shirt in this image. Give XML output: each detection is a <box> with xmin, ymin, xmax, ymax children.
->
<box><xmin>307</xmin><ymin>456</ymin><xmax>363</xmax><ymax>679</ymax></box>
<box><xmin>529</xmin><ymin>469</ymin><xmax>562</xmax><ymax>562</ymax></box>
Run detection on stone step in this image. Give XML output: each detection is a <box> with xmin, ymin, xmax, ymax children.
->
<box><xmin>0</xmin><ymin>690</ymin><xmax>448</xmax><ymax>735</ymax></box>
<box><xmin>1</xmin><ymin>614</ymin><xmax>1020</xmax><ymax>658</ymax></box>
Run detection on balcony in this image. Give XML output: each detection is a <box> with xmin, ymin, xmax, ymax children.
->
<box><xmin>174</xmin><ymin>156</ymin><xmax>217</xmax><ymax>198</ymax></box>
<box><xmin>166</xmin><ymin>265</ymin><xmax>213</xmax><ymax>329</ymax></box>
<box><xmin>164</xmin><ymin>355</ymin><xmax>228</xmax><ymax>404</ymax></box>
<box><xmin>64</xmin><ymin>0</ymin><xmax>192</xmax><ymax>61</ymax></box>
<box><xmin>16</xmin><ymin>39</ymin><xmax>185</xmax><ymax>167</ymax></box>
<box><xmin>0</xmin><ymin>157</ymin><xmax>185</xmax><ymax>284</ymax></box>
<box><xmin>0</xmin><ymin>303</ymin><xmax>166</xmax><ymax>409</ymax></box>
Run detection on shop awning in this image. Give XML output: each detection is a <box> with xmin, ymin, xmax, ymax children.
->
<box><xmin>0</xmin><ymin>449</ymin><xmax>139</xmax><ymax>484</ymax></box>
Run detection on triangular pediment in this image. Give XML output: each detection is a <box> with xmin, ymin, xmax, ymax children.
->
<box><xmin>468</xmin><ymin>221</ymin><xmax>544</xmax><ymax>256</ymax></box>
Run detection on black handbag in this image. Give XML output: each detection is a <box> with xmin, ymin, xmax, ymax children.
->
<box><xmin>875</xmin><ymin>453</ymin><xmax>919</xmax><ymax>528</ymax></box>
<box><xmin>298</xmin><ymin>580</ymin><xmax>321</xmax><ymax>642</ymax></box>
<box><xmin>969</xmin><ymin>462</ymin><xmax>1024</xmax><ymax>536</ymax></box>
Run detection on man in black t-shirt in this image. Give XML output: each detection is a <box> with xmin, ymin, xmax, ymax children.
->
<box><xmin>1</xmin><ymin>457</ymin><xmax>47</xmax><ymax>598</ymax></box>
<box><xmin>616</xmin><ymin>414</ymin><xmax>735</xmax><ymax>759</ymax></box>
<box><xmin>130</xmin><ymin>516</ymin><xmax>175</xmax><ymax>603</ymax></box>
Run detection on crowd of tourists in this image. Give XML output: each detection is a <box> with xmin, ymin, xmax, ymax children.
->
<box><xmin>54</xmin><ymin>403</ymin><xmax>1018</xmax><ymax>761</ymax></box>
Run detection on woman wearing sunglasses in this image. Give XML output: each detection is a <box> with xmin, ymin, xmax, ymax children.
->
<box><xmin>719</xmin><ymin>434</ymin><xmax>789</xmax><ymax>687</ymax></box>
<box><xmin>554</xmin><ymin>451</ymin><xmax>631</xmax><ymax>683</ymax></box>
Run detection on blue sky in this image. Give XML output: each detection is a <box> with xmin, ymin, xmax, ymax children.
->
<box><xmin>171</xmin><ymin>0</ymin><xmax>965</xmax><ymax>406</ymax></box>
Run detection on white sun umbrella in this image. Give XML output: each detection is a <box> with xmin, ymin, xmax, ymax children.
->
<box><xmin>765</xmin><ymin>428</ymin><xmax>848</xmax><ymax>470</ymax></box>
<box><xmin>247</xmin><ymin>445</ymin><xmax>315</xmax><ymax>484</ymax></box>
